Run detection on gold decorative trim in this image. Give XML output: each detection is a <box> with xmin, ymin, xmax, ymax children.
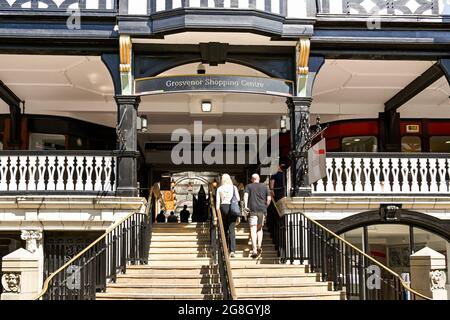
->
<box><xmin>120</xmin><ymin>35</ymin><xmax>132</xmax><ymax>73</ymax></box>
<box><xmin>296</xmin><ymin>38</ymin><xmax>310</xmax><ymax>76</ymax></box>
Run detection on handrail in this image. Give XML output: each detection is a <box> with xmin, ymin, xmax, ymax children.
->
<box><xmin>35</xmin><ymin>185</ymin><xmax>159</xmax><ymax>300</ymax></box>
<box><xmin>209</xmin><ymin>186</ymin><xmax>237</xmax><ymax>300</ymax></box>
<box><xmin>270</xmin><ymin>201</ymin><xmax>431</xmax><ymax>300</ymax></box>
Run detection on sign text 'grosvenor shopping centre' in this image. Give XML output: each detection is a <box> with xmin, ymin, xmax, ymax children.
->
<box><xmin>135</xmin><ymin>75</ymin><xmax>294</xmax><ymax>97</ymax></box>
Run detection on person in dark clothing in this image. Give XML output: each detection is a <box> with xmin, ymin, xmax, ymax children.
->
<box><xmin>180</xmin><ymin>205</ymin><xmax>190</xmax><ymax>223</ymax></box>
<box><xmin>156</xmin><ymin>210</ymin><xmax>166</xmax><ymax>223</ymax></box>
<box><xmin>270</xmin><ymin>164</ymin><xmax>287</xmax><ymax>202</ymax></box>
<box><xmin>167</xmin><ymin>211</ymin><xmax>178</xmax><ymax>223</ymax></box>
<box><xmin>244</xmin><ymin>174</ymin><xmax>271</xmax><ymax>258</ymax></box>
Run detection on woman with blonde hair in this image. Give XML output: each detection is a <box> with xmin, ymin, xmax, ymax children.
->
<box><xmin>216</xmin><ymin>174</ymin><xmax>240</xmax><ymax>258</ymax></box>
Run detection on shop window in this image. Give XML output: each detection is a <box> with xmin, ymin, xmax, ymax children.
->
<box><xmin>401</xmin><ymin>136</ymin><xmax>421</xmax><ymax>153</ymax></box>
<box><xmin>0</xmin><ymin>133</ymin><xmax>3</xmax><ymax>150</ymax></box>
<box><xmin>430</xmin><ymin>136</ymin><xmax>450</xmax><ymax>153</ymax></box>
<box><xmin>29</xmin><ymin>133</ymin><xmax>66</xmax><ymax>150</ymax></box>
<box><xmin>342</xmin><ymin>136</ymin><xmax>378</xmax><ymax>152</ymax></box>
<box><xmin>412</xmin><ymin>227</ymin><xmax>448</xmax><ymax>257</ymax></box>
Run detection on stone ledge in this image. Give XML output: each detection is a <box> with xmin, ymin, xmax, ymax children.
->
<box><xmin>0</xmin><ymin>196</ymin><xmax>145</xmax><ymax>210</ymax></box>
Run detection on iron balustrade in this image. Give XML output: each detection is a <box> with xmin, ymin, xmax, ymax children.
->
<box><xmin>209</xmin><ymin>187</ymin><xmax>237</xmax><ymax>300</ymax></box>
<box><xmin>267</xmin><ymin>202</ymin><xmax>431</xmax><ymax>300</ymax></box>
<box><xmin>0</xmin><ymin>151</ymin><xmax>117</xmax><ymax>195</ymax></box>
<box><xmin>35</xmin><ymin>186</ymin><xmax>157</xmax><ymax>300</ymax></box>
<box><xmin>312</xmin><ymin>152</ymin><xmax>450</xmax><ymax>196</ymax></box>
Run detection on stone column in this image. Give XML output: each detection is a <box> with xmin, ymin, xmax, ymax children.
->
<box><xmin>410</xmin><ymin>247</ymin><xmax>448</xmax><ymax>300</ymax></box>
<box><xmin>115</xmin><ymin>95</ymin><xmax>141</xmax><ymax>197</ymax></box>
<box><xmin>20</xmin><ymin>229</ymin><xmax>44</xmax><ymax>291</ymax></box>
<box><xmin>287</xmin><ymin>97</ymin><xmax>313</xmax><ymax>197</ymax></box>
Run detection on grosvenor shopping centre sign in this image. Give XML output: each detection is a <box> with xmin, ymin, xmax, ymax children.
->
<box><xmin>135</xmin><ymin>75</ymin><xmax>294</xmax><ymax>97</ymax></box>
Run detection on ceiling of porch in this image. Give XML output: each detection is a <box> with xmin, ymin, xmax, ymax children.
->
<box><xmin>312</xmin><ymin>59</ymin><xmax>450</xmax><ymax>122</ymax></box>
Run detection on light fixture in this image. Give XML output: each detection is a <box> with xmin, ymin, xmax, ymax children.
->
<box><xmin>354</xmin><ymin>138</ymin><xmax>361</xmax><ymax>142</ymax></box>
<box><xmin>212</xmin><ymin>179</ymin><xmax>218</xmax><ymax>188</ymax></box>
<box><xmin>197</xmin><ymin>63</ymin><xmax>206</xmax><ymax>75</ymax></box>
<box><xmin>137</xmin><ymin>115</ymin><xmax>148</xmax><ymax>133</ymax></box>
<box><xmin>280</xmin><ymin>116</ymin><xmax>288</xmax><ymax>133</ymax></box>
<box><xmin>201</xmin><ymin>100</ymin><xmax>212</xmax><ymax>113</ymax></box>
<box><xmin>446</xmin><ymin>141</ymin><xmax>450</xmax><ymax>144</ymax></box>
<box><xmin>170</xmin><ymin>179</ymin><xmax>176</xmax><ymax>188</ymax></box>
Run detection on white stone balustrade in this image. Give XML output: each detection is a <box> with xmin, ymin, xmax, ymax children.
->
<box><xmin>0</xmin><ymin>152</ymin><xmax>116</xmax><ymax>194</ymax></box>
<box><xmin>312</xmin><ymin>153</ymin><xmax>450</xmax><ymax>195</ymax></box>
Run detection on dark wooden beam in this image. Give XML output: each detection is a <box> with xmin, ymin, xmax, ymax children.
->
<box><xmin>385</xmin><ymin>62</ymin><xmax>444</xmax><ymax>113</ymax></box>
<box><xmin>0</xmin><ymin>80</ymin><xmax>21</xmax><ymax>107</ymax></box>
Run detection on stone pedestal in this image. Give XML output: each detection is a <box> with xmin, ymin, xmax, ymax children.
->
<box><xmin>1</xmin><ymin>248</ymin><xmax>40</xmax><ymax>300</ymax></box>
<box><xmin>410</xmin><ymin>247</ymin><xmax>448</xmax><ymax>300</ymax></box>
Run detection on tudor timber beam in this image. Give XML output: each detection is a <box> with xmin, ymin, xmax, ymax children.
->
<box><xmin>0</xmin><ymin>80</ymin><xmax>23</xmax><ymax>148</ymax></box>
<box><xmin>384</xmin><ymin>62</ymin><xmax>444</xmax><ymax>113</ymax></box>
<box><xmin>0</xmin><ymin>80</ymin><xmax>21</xmax><ymax>108</ymax></box>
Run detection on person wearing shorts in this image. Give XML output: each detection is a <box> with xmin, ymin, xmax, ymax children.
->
<box><xmin>244</xmin><ymin>174</ymin><xmax>271</xmax><ymax>258</ymax></box>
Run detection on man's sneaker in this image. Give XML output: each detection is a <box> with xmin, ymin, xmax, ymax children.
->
<box><xmin>230</xmin><ymin>252</ymin><xmax>235</xmax><ymax>258</ymax></box>
<box><xmin>251</xmin><ymin>251</ymin><xmax>258</xmax><ymax>259</ymax></box>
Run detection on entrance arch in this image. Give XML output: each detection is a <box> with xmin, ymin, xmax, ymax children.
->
<box><xmin>333</xmin><ymin>210</ymin><xmax>450</xmax><ymax>243</ymax></box>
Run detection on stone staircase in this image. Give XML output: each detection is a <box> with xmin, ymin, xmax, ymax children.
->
<box><xmin>96</xmin><ymin>222</ymin><xmax>222</xmax><ymax>300</ymax></box>
<box><xmin>231</xmin><ymin>222</ymin><xmax>344</xmax><ymax>300</ymax></box>
<box><xmin>96</xmin><ymin>220</ymin><xmax>344</xmax><ymax>300</ymax></box>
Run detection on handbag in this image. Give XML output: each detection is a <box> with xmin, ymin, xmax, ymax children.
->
<box><xmin>230</xmin><ymin>186</ymin><xmax>242</xmax><ymax>217</ymax></box>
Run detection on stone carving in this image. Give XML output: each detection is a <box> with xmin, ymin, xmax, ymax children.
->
<box><xmin>21</xmin><ymin>230</ymin><xmax>43</xmax><ymax>253</ymax></box>
<box><xmin>1</xmin><ymin>273</ymin><xmax>21</xmax><ymax>293</ymax></box>
<box><xmin>430</xmin><ymin>270</ymin><xmax>447</xmax><ymax>290</ymax></box>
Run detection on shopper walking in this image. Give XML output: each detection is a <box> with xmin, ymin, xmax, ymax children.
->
<box><xmin>244</xmin><ymin>174</ymin><xmax>271</xmax><ymax>258</ymax></box>
<box><xmin>216</xmin><ymin>174</ymin><xmax>240</xmax><ymax>258</ymax></box>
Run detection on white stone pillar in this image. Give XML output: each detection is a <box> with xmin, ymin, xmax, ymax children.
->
<box><xmin>446</xmin><ymin>242</ymin><xmax>450</xmax><ymax>299</ymax></box>
<box><xmin>1</xmin><ymin>248</ymin><xmax>40</xmax><ymax>300</ymax></box>
<box><xmin>20</xmin><ymin>229</ymin><xmax>44</xmax><ymax>291</ymax></box>
<box><xmin>410</xmin><ymin>247</ymin><xmax>448</xmax><ymax>300</ymax></box>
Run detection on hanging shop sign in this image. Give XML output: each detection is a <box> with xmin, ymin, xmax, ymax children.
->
<box><xmin>135</xmin><ymin>75</ymin><xmax>294</xmax><ymax>97</ymax></box>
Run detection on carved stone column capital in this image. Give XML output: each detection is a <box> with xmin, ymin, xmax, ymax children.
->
<box><xmin>21</xmin><ymin>230</ymin><xmax>43</xmax><ymax>253</ymax></box>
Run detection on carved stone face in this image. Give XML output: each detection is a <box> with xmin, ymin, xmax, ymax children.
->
<box><xmin>2</xmin><ymin>273</ymin><xmax>20</xmax><ymax>293</ymax></box>
<box><xmin>430</xmin><ymin>270</ymin><xmax>447</xmax><ymax>290</ymax></box>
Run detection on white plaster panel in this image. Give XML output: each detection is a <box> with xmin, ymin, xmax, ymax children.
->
<box><xmin>128</xmin><ymin>0</ymin><xmax>148</xmax><ymax>14</ymax></box>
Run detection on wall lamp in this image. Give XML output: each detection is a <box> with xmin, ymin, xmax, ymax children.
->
<box><xmin>201</xmin><ymin>100</ymin><xmax>212</xmax><ymax>113</ymax></box>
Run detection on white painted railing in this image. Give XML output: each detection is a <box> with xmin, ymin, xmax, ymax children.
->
<box><xmin>318</xmin><ymin>0</ymin><xmax>448</xmax><ymax>16</ymax></box>
<box><xmin>127</xmin><ymin>0</ymin><xmax>310</xmax><ymax>18</ymax></box>
<box><xmin>312</xmin><ymin>153</ymin><xmax>450</xmax><ymax>195</ymax></box>
<box><xmin>0</xmin><ymin>152</ymin><xmax>116</xmax><ymax>194</ymax></box>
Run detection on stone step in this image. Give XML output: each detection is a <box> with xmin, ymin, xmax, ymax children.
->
<box><xmin>96</xmin><ymin>293</ymin><xmax>223</xmax><ymax>300</ymax></box>
<box><xmin>149</xmin><ymin>253</ymin><xmax>213</xmax><ymax>259</ymax></box>
<box><xmin>124</xmin><ymin>266</ymin><xmax>217</xmax><ymax>276</ymax></box>
<box><xmin>231</xmin><ymin>265</ymin><xmax>308</xmax><ymax>276</ymax></box>
<box><xmin>106</xmin><ymin>283</ymin><xmax>222</xmax><ymax>294</ymax></box>
<box><xmin>116</xmin><ymin>274</ymin><xmax>220</xmax><ymax>285</ymax></box>
<box><xmin>150</xmin><ymin>240</ymin><xmax>210</xmax><ymax>247</ymax></box>
<box><xmin>147</xmin><ymin>260</ymin><xmax>213</xmax><ymax>267</ymax></box>
<box><xmin>148</xmin><ymin>249</ymin><xmax>278</xmax><ymax>258</ymax></box>
<box><xmin>237</xmin><ymin>292</ymin><xmax>343</xmax><ymax>300</ymax></box>
<box><xmin>233</xmin><ymin>274</ymin><xmax>320</xmax><ymax>285</ymax></box>
<box><xmin>152</xmin><ymin>235</ymin><xmax>210</xmax><ymax>241</ymax></box>
<box><xmin>234</xmin><ymin>282</ymin><xmax>332</xmax><ymax>294</ymax></box>
<box><xmin>229</xmin><ymin>258</ymin><xmax>281</xmax><ymax>265</ymax></box>
<box><xmin>153</xmin><ymin>223</ymin><xmax>209</xmax><ymax>229</ymax></box>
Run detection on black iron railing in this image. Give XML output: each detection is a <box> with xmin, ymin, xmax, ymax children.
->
<box><xmin>266</xmin><ymin>202</ymin><xmax>431</xmax><ymax>300</ymax></box>
<box><xmin>35</xmin><ymin>186</ymin><xmax>158</xmax><ymax>300</ymax></box>
<box><xmin>209</xmin><ymin>187</ymin><xmax>237</xmax><ymax>300</ymax></box>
